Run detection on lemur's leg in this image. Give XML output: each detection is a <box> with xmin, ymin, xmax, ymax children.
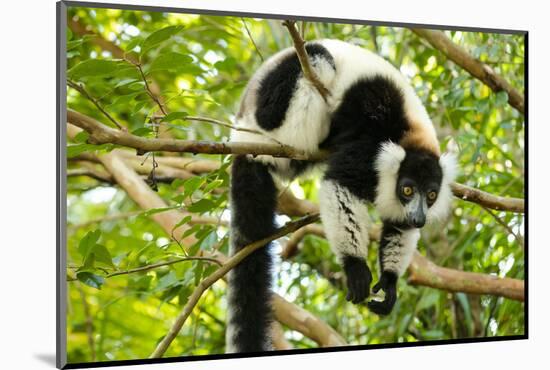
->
<box><xmin>226</xmin><ymin>155</ymin><xmax>277</xmax><ymax>353</ymax></box>
<box><xmin>319</xmin><ymin>176</ymin><xmax>373</xmax><ymax>303</ymax></box>
<box><xmin>367</xmin><ymin>221</ymin><xmax>420</xmax><ymax>315</ymax></box>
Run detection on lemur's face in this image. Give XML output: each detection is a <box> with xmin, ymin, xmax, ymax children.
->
<box><xmin>374</xmin><ymin>142</ymin><xmax>457</xmax><ymax>228</ymax></box>
<box><xmin>396</xmin><ymin>150</ymin><xmax>443</xmax><ymax>228</ymax></box>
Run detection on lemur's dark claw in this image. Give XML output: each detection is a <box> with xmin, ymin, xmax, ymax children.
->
<box><xmin>367</xmin><ymin>271</ymin><xmax>398</xmax><ymax>315</ymax></box>
<box><xmin>343</xmin><ymin>255</ymin><xmax>372</xmax><ymax>304</ymax></box>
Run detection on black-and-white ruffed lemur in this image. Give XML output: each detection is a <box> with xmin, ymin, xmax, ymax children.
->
<box><xmin>226</xmin><ymin>39</ymin><xmax>456</xmax><ymax>353</ymax></box>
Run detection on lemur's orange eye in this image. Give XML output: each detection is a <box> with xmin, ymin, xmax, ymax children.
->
<box><xmin>402</xmin><ymin>186</ymin><xmax>413</xmax><ymax>196</ymax></box>
<box><xmin>428</xmin><ymin>191</ymin><xmax>438</xmax><ymax>201</ymax></box>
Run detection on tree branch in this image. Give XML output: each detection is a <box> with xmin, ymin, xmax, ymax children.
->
<box><xmin>407</xmin><ymin>252</ymin><xmax>524</xmax><ymax>301</ymax></box>
<box><xmin>68</xmin><ymin>110</ymin><xmax>322</xmax><ymax>160</ymax></box>
<box><xmin>67</xmin><ymin>112</ymin><xmax>524</xmax><ymax>213</ymax></box>
<box><xmin>411</xmin><ymin>28</ymin><xmax>524</xmax><ymax>114</ymax></box>
<box><xmin>150</xmin><ymin>214</ymin><xmax>319</xmax><ymax>358</ymax></box>
<box><xmin>281</xmin><ymin>222</ymin><xmax>524</xmax><ymax>302</ymax></box>
<box><xmin>451</xmin><ymin>183</ymin><xmax>524</xmax><ymax>213</ymax></box>
<box><xmin>272</xmin><ymin>294</ymin><xmax>346</xmax><ymax>347</ymax></box>
<box><xmin>282</xmin><ymin>20</ymin><xmax>330</xmax><ymax>101</ymax></box>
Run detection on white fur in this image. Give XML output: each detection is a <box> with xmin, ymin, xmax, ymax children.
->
<box><xmin>231</xmin><ymin>39</ymin><xmax>438</xmax><ymax>176</ymax></box>
<box><xmin>319</xmin><ymin>179</ymin><xmax>371</xmax><ymax>260</ymax></box>
<box><xmin>231</xmin><ymin>46</ymin><xmax>336</xmax><ymax>176</ymax></box>
<box><xmin>426</xmin><ymin>152</ymin><xmax>458</xmax><ymax>224</ymax></box>
<box><xmin>373</xmin><ymin>141</ymin><xmax>407</xmax><ymax>222</ymax></box>
<box><xmin>381</xmin><ymin>228</ymin><xmax>420</xmax><ymax>276</ymax></box>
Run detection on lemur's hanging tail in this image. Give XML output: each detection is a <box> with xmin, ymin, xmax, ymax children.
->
<box><xmin>226</xmin><ymin>155</ymin><xmax>277</xmax><ymax>353</ymax></box>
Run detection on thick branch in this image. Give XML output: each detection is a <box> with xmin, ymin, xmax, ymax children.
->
<box><xmin>283</xmin><ymin>20</ymin><xmax>330</xmax><ymax>100</ymax></box>
<box><xmin>451</xmin><ymin>183</ymin><xmax>524</xmax><ymax>213</ymax></box>
<box><xmin>272</xmin><ymin>294</ymin><xmax>346</xmax><ymax>347</ymax></box>
<box><xmin>412</xmin><ymin>28</ymin><xmax>524</xmax><ymax>114</ymax></box>
<box><xmin>282</xmin><ymin>223</ymin><xmax>524</xmax><ymax>302</ymax></box>
<box><xmin>68</xmin><ymin>112</ymin><xmax>524</xmax><ymax>213</ymax></box>
<box><xmin>68</xmin><ymin>109</ymin><xmax>321</xmax><ymax>161</ymax></box>
<box><xmin>408</xmin><ymin>252</ymin><xmax>524</xmax><ymax>301</ymax></box>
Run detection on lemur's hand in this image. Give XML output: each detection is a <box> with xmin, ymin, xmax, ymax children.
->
<box><xmin>367</xmin><ymin>271</ymin><xmax>398</xmax><ymax>315</ymax></box>
<box><xmin>343</xmin><ymin>256</ymin><xmax>372</xmax><ymax>304</ymax></box>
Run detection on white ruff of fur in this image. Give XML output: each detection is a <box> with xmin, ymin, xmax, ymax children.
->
<box><xmin>426</xmin><ymin>152</ymin><xmax>458</xmax><ymax>224</ymax></box>
<box><xmin>373</xmin><ymin>141</ymin><xmax>407</xmax><ymax>222</ymax></box>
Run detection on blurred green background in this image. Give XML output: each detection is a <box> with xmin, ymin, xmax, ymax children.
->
<box><xmin>65</xmin><ymin>6</ymin><xmax>525</xmax><ymax>364</ymax></box>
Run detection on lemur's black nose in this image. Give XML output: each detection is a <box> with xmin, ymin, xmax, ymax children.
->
<box><xmin>411</xmin><ymin>217</ymin><xmax>426</xmax><ymax>228</ymax></box>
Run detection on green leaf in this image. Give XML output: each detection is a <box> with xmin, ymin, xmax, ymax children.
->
<box><xmin>193</xmin><ymin>261</ymin><xmax>204</xmax><ymax>285</ymax></box>
<box><xmin>202</xmin><ymin>179</ymin><xmax>223</xmax><ymax>194</ymax></box>
<box><xmin>68</xmin><ymin>59</ymin><xmax>128</xmax><ymax>79</ymax></box>
<box><xmin>125</xmin><ymin>36</ymin><xmax>143</xmax><ymax>51</ymax></box>
<box><xmin>128</xmin><ymin>275</ymin><xmax>152</xmax><ymax>292</ymax></box>
<box><xmin>199</xmin><ymin>230</ymin><xmax>218</xmax><ymax>250</ymax></box>
<box><xmin>495</xmin><ymin>91</ymin><xmax>509</xmax><ymax>106</ymax></box>
<box><xmin>214</xmin><ymin>57</ymin><xmax>237</xmax><ymax>72</ymax></box>
<box><xmin>155</xmin><ymin>270</ymin><xmax>178</xmax><ymax>291</ymax></box>
<box><xmin>131</xmin><ymin>127</ymin><xmax>154</xmax><ymax>137</ymax></box>
<box><xmin>78</xmin><ymin>230</ymin><xmax>101</xmax><ymax>258</ymax></box>
<box><xmin>149</xmin><ymin>52</ymin><xmax>193</xmax><ymax>73</ymax></box>
<box><xmin>180</xmin><ymin>224</ymin><xmax>203</xmax><ymax>240</ymax></box>
<box><xmin>173</xmin><ymin>215</ymin><xmax>193</xmax><ymax>231</ymax></box>
<box><xmin>73</xmin><ymin>131</ymin><xmax>89</xmax><ymax>143</ymax></box>
<box><xmin>67</xmin><ymin>143</ymin><xmax>114</xmax><ymax>158</ymax></box>
<box><xmin>183</xmin><ymin>176</ymin><xmax>205</xmax><ymax>198</ymax></box>
<box><xmin>416</xmin><ymin>290</ymin><xmax>439</xmax><ymax>311</ymax></box>
<box><xmin>92</xmin><ymin>244</ymin><xmax>115</xmax><ymax>268</ymax></box>
<box><xmin>161</xmin><ymin>111</ymin><xmax>189</xmax><ymax>122</ymax></box>
<box><xmin>141</xmin><ymin>26</ymin><xmax>184</xmax><ymax>55</ymax></box>
<box><xmin>77</xmin><ymin>272</ymin><xmax>105</xmax><ymax>290</ymax></box>
<box><xmin>187</xmin><ymin>199</ymin><xmax>216</xmax><ymax>213</ymax></box>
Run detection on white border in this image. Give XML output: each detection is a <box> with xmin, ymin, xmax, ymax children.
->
<box><xmin>2</xmin><ymin>0</ymin><xmax>545</xmax><ymax>369</ymax></box>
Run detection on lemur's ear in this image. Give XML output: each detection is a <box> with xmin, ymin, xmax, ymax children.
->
<box><xmin>375</xmin><ymin>141</ymin><xmax>406</xmax><ymax>174</ymax></box>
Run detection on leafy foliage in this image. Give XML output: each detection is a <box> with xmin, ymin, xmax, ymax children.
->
<box><xmin>66</xmin><ymin>6</ymin><xmax>524</xmax><ymax>363</ymax></box>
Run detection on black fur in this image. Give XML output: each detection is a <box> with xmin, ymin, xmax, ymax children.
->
<box><xmin>397</xmin><ymin>148</ymin><xmax>443</xmax><ymax>204</ymax></box>
<box><xmin>367</xmin><ymin>270</ymin><xmax>398</xmax><ymax>316</ymax></box>
<box><xmin>228</xmin><ymin>155</ymin><xmax>277</xmax><ymax>352</ymax></box>
<box><xmin>367</xmin><ymin>222</ymin><xmax>402</xmax><ymax>315</ymax></box>
<box><xmin>343</xmin><ymin>255</ymin><xmax>373</xmax><ymax>304</ymax></box>
<box><xmin>255</xmin><ymin>43</ymin><xmax>335</xmax><ymax>131</ymax></box>
<box><xmin>322</xmin><ymin>75</ymin><xmax>411</xmax><ymax>201</ymax></box>
<box><xmin>321</xmin><ymin>75</ymin><xmax>409</xmax><ymax>149</ymax></box>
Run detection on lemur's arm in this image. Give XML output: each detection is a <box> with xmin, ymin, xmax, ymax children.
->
<box><xmin>319</xmin><ymin>179</ymin><xmax>372</xmax><ymax>303</ymax></box>
<box><xmin>317</xmin><ymin>139</ymin><xmax>381</xmax><ymax>303</ymax></box>
<box><xmin>367</xmin><ymin>221</ymin><xmax>420</xmax><ymax>315</ymax></box>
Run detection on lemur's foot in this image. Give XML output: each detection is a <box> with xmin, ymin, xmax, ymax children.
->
<box><xmin>367</xmin><ymin>271</ymin><xmax>397</xmax><ymax>315</ymax></box>
<box><xmin>343</xmin><ymin>256</ymin><xmax>372</xmax><ymax>304</ymax></box>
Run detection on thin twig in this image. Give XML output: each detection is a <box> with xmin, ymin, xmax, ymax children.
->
<box><xmin>184</xmin><ymin>115</ymin><xmax>285</xmax><ymax>145</ymax></box>
<box><xmin>241</xmin><ymin>18</ymin><xmax>264</xmax><ymax>62</ymax></box>
<box><xmin>131</xmin><ymin>61</ymin><xmax>168</xmax><ymax>116</ymax></box>
<box><xmin>282</xmin><ymin>20</ymin><xmax>330</xmax><ymax>101</ymax></box>
<box><xmin>66</xmin><ymin>257</ymin><xmax>222</xmax><ymax>282</ymax></box>
<box><xmin>481</xmin><ymin>206</ymin><xmax>524</xmax><ymax>248</ymax></box>
<box><xmin>67</xmin><ymin>80</ymin><xmax>125</xmax><ymax>130</ymax></box>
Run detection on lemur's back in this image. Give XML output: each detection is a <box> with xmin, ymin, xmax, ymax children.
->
<box><xmin>231</xmin><ymin>39</ymin><xmax>438</xmax><ymax>169</ymax></box>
